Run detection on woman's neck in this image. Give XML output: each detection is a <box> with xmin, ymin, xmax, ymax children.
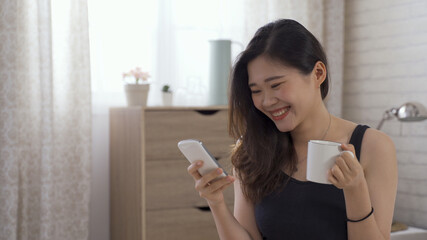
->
<box><xmin>290</xmin><ymin>103</ymin><xmax>332</xmax><ymax>147</ymax></box>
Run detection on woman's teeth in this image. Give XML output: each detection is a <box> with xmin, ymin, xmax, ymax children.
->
<box><xmin>272</xmin><ymin>107</ymin><xmax>289</xmax><ymax>117</ymax></box>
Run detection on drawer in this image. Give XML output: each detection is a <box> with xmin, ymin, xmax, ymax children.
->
<box><xmin>144</xmin><ymin>109</ymin><xmax>233</xmax><ymax>160</ymax></box>
<box><xmin>146</xmin><ymin>207</ymin><xmax>230</xmax><ymax>240</ymax></box>
<box><xmin>146</xmin><ymin>159</ymin><xmax>234</xmax><ymax>210</ymax></box>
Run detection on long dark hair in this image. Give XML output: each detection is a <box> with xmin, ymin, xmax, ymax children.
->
<box><xmin>229</xmin><ymin>19</ymin><xmax>330</xmax><ymax>203</ymax></box>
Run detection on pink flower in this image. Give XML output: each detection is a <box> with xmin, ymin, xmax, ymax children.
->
<box><xmin>122</xmin><ymin>67</ymin><xmax>151</xmax><ymax>84</ymax></box>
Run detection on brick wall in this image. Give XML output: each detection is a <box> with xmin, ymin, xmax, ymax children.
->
<box><xmin>344</xmin><ymin>0</ymin><xmax>427</xmax><ymax>228</ymax></box>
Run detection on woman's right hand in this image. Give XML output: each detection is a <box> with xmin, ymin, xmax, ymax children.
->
<box><xmin>187</xmin><ymin>160</ymin><xmax>235</xmax><ymax>206</ymax></box>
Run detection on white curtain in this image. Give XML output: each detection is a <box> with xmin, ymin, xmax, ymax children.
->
<box><xmin>0</xmin><ymin>0</ymin><xmax>92</xmax><ymax>239</ymax></box>
<box><xmin>244</xmin><ymin>0</ymin><xmax>345</xmax><ymax>117</ymax></box>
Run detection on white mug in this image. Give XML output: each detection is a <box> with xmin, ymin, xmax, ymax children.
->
<box><xmin>306</xmin><ymin>140</ymin><xmax>354</xmax><ymax>184</ymax></box>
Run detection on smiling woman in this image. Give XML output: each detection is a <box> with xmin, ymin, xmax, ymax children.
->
<box><xmin>186</xmin><ymin>19</ymin><xmax>398</xmax><ymax>240</ymax></box>
<box><xmin>231</xmin><ymin>18</ymin><xmax>331</xmax><ymax>205</ymax></box>
<box><xmin>247</xmin><ymin>58</ymin><xmax>325</xmax><ymax>131</ymax></box>
<box><xmin>231</xmin><ymin>19</ymin><xmax>397</xmax><ymax>240</ymax></box>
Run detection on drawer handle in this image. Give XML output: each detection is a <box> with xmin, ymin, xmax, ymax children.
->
<box><xmin>195</xmin><ymin>110</ymin><xmax>219</xmax><ymax>116</ymax></box>
<box><xmin>195</xmin><ymin>206</ymin><xmax>211</xmax><ymax>212</ymax></box>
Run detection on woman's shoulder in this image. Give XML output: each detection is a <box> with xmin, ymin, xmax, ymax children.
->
<box><xmin>361</xmin><ymin>127</ymin><xmax>396</xmax><ymax>168</ymax></box>
<box><xmin>333</xmin><ymin>117</ymin><xmax>396</xmax><ymax>165</ymax></box>
<box><xmin>334</xmin><ymin>116</ymin><xmax>394</xmax><ymax>147</ymax></box>
<box><xmin>362</xmin><ymin>127</ymin><xmax>396</xmax><ymax>153</ymax></box>
<box><xmin>363</xmin><ymin>127</ymin><xmax>394</xmax><ymax>144</ymax></box>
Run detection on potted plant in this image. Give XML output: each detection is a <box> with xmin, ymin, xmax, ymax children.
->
<box><xmin>162</xmin><ymin>84</ymin><xmax>173</xmax><ymax>106</ymax></box>
<box><xmin>122</xmin><ymin>67</ymin><xmax>151</xmax><ymax>106</ymax></box>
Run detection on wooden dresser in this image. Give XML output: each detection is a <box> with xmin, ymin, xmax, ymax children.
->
<box><xmin>109</xmin><ymin>106</ymin><xmax>235</xmax><ymax>240</ymax></box>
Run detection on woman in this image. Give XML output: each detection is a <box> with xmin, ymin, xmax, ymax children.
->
<box><xmin>187</xmin><ymin>19</ymin><xmax>397</xmax><ymax>240</ymax></box>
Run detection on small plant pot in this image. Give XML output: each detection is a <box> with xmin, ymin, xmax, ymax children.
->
<box><xmin>162</xmin><ymin>92</ymin><xmax>173</xmax><ymax>106</ymax></box>
<box><xmin>124</xmin><ymin>84</ymin><xmax>150</xmax><ymax>106</ymax></box>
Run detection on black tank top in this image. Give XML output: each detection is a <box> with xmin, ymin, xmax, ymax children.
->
<box><xmin>254</xmin><ymin>125</ymin><xmax>370</xmax><ymax>240</ymax></box>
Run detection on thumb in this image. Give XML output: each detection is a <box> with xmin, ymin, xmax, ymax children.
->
<box><xmin>341</xmin><ymin>143</ymin><xmax>355</xmax><ymax>155</ymax></box>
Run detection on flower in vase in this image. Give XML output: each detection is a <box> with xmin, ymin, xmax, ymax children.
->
<box><xmin>122</xmin><ymin>67</ymin><xmax>151</xmax><ymax>84</ymax></box>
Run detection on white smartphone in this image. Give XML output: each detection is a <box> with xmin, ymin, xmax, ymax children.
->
<box><xmin>178</xmin><ymin>139</ymin><xmax>227</xmax><ymax>179</ymax></box>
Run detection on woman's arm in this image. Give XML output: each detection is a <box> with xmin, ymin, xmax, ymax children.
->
<box><xmin>232</xmin><ymin>169</ymin><xmax>263</xmax><ymax>240</ymax></box>
<box><xmin>187</xmin><ymin>161</ymin><xmax>261</xmax><ymax>240</ymax></box>
<box><xmin>329</xmin><ymin>129</ymin><xmax>398</xmax><ymax>240</ymax></box>
<box><xmin>209</xmin><ymin>170</ymin><xmax>264</xmax><ymax>240</ymax></box>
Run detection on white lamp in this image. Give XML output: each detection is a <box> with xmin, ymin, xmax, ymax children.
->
<box><xmin>377</xmin><ymin>102</ymin><xmax>427</xmax><ymax>130</ymax></box>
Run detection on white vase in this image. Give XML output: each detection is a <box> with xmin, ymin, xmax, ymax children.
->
<box><xmin>124</xmin><ymin>84</ymin><xmax>150</xmax><ymax>106</ymax></box>
<box><xmin>162</xmin><ymin>92</ymin><xmax>173</xmax><ymax>106</ymax></box>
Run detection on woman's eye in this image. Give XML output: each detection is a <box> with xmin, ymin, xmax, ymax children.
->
<box><xmin>271</xmin><ymin>83</ymin><xmax>281</xmax><ymax>88</ymax></box>
<box><xmin>251</xmin><ymin>90</ymin><xmax>261</xmax><ymax>94</ymax></box>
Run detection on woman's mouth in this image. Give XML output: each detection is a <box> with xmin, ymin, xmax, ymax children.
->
<box><xmin>271</xmin><ymin>107</ymin><xmax>290</xmax><ymax>121</ymax></box>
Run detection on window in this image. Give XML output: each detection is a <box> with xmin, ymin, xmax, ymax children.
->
<box><xmin>88</xmin><ymin>0</ymin><xmax>245</xmax><ymax>109</ymax></box>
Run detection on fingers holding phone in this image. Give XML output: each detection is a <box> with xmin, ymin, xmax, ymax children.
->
<box><xmin>187</xmin><ymin>160</ymin><xmax>203</xmax><ymax>180</ymax></box>
<box><xmin>188</xmin><ymin>160</ymin><xmax>235</xmax><ymax>205</ymax></box>
<box><xmin>179</xmin><ymin>139</ymin><xmax>235</xmax><ymax>205</ymax></box>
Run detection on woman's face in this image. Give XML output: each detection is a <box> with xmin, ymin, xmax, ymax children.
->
<box><xmin>247</xmin><ymin>55</ymin><xmax>321</xmax><ymax>132</ymax></box>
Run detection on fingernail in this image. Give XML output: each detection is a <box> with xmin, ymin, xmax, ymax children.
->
<box><xmin>196</xmin><ymin>161</ymin><xmax>202</xmax><ymax>166</ymax></box>
<box><xmin>342</xmin><ymin>151</ymin><xmax>355</xmax><ymax>158</ymax></box>
<box><xmin>217</xmin><ymin>168</ymin><xmax>222</xmax><ymax>174</ymax></box>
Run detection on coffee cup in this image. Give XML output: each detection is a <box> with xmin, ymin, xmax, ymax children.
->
<box><xmin>306</xmin><ymin>140</ymin><xmax>354</xmax><ymax>184</ymax></box>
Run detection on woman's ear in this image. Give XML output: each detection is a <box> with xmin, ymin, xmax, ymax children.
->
<box><xmin>311</xmin><ymin>61</ymin><xmax>327</xmax><ymax>87</ymax></box>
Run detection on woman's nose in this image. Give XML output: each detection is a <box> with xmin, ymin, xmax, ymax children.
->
<box><xmin>262</xmin><ymin>91</ymin><xmax>278</xmax><ymax>107</ymax></box>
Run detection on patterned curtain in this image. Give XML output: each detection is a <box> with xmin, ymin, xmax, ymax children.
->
<box><xmin>244</xmin><ymin>0</ymin><xmax>345</xmax><ymax>117</ymax></box>
<box><xmin>0</xmin><ymin>0</ymin><xmax>91</xmax><ymax>239</ymax></box>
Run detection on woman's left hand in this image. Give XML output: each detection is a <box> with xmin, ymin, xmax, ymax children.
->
<box><xmin>328</xmin><ymin>143</ymin><xmax>366</xmax><ymax>190</ymax></box>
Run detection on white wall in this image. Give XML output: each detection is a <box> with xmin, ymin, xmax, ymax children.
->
<box><xmin>344</xmin><ymin>0</ymin><xmax>427</xmax><ymax>228</ymax></box>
